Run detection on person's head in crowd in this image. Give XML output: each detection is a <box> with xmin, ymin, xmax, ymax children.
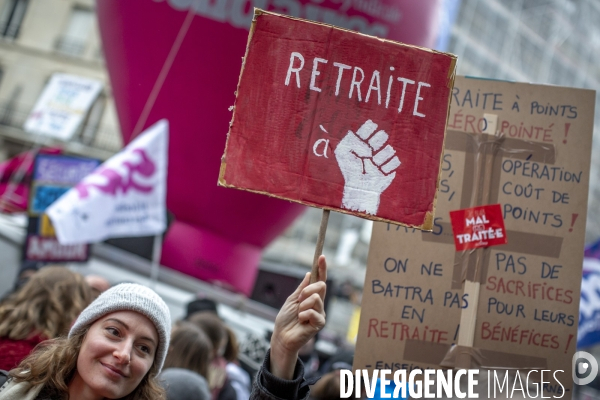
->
<box><xmin>185</xmin><ymin>298</ymin><xmax>218</xmax><ymax>320</ymax></box>
<box><xmin>159</xmin><ymin>368</ymin><xmax>210</xmax><ymax>400</ymax></box>
<box><xmin>0</xmin><ymin>266</ymin><xmax>93</xmax><ymax>341</ymax></box>
<box><xmin>310</xmin><ymin>349</ymin><xmax>355</xmax><ymax>400</ymax></box>
<box><xmin>185</xmin><ymin>297</ymin><xmax>241</xmax><ymax>363</ymax></box>
<box><xmin>188</xmin><ymin>312</ymin><xmax>229</xmax><ymax>391</ymax></box>
<box><xmin>188</xmin><ymin>312</ymin><xmax>227</xmax><ymax>359</ymax></box>
<box><xmin>310</xmin><ymin>371</ymin><xmax>344</xmax><ymax>400</ymax></box>
<box><xmin>9</xmin><ymin>283</ymin><xmax>172</xmax><ymax>400</ymax></box>
<box><xmin>85</xmin><ymin>274</ymin><xmax>111</xmax><ymax>298</ymax></box>
<box><xmin>319</xmin><ymin>348</ymin><xmax>354</xmax><ymax>374</ymax></box>
<box><xmin>163</xmin><ymin>321</ymin><xmax>213</xmax><ymax>379</ymax></box>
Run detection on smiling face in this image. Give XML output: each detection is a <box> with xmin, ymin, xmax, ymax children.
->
<box><xmin>69</xmin><ymin>311</ymin><xmax>159</xmax><ymax>400</ymax></box>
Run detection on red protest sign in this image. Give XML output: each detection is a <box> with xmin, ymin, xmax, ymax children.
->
<box><xmin>449</xmin><ymin>204</ymin><xmax>507</xmax><ymax>251</ymax></box>
<box><xmin>219</xmin><ymin>10</ymin><xmax>456</xmax><ymax>230</ymax></box>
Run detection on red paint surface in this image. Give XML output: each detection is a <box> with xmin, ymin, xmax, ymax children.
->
<box><xmin>449</xmin><ymin>204</ymin><xmax>507</xmax><ymax>251</ymax></box>
<box><xmin>95</xmin><ymin>0</ymin><xmax>443</xmax><ymax>294</ymax></box>
<box><xmin>223</xmin><ymin>13</ymin><xmax>454</xmax><ymax>226</ymax></box>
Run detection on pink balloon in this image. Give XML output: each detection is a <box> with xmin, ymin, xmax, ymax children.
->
<box><xmin>96</xmin><ymin>0</ymin><xmax>442</xmax><ymax>294</ymax></box>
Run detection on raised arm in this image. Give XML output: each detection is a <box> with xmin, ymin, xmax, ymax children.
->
<box><xmin>270</xmin><ymin>255</ymin><xmax>327</xmax><ymax>380</ymax></box>
<box><xmin>250</xmin><ymin>256</ymin><xmax>327</xmax><ymax>400</ymax></box>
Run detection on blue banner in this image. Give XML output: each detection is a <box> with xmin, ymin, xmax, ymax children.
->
<box><xmin>578</xmin><ymin>258</ymin><xmax>600</xmax><ymax>348</ymax></box>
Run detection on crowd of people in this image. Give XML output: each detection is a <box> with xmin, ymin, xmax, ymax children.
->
<box><xmin>0</xmin><ymin>255</ymin><xmax>352</xmax><ymax>400</ymax></box>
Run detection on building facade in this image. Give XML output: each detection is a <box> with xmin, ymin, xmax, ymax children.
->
<box><xmin>449</xmin><ymin>0</ymin><xmax>600</xmax><ymax>243</ymax></box>
<box><xmin>0</xmin><ymin>0</ymin><xmax>121</xmax><ymax>164</ymax></box>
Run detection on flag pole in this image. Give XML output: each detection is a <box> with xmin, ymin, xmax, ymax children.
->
<box><xmin>150</xmin><ymin>234</ymin><xmax>162</xmax><ymax>289</ymax></box>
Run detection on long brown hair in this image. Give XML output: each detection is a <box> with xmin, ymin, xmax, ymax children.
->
<box><xmin>163</xmin><ymin>321</ymin><xmax>213</xmax><ymax>378</ymax></box>
<box><xmin>188</xmin><ymin>312</ymin><xmax>226</xmax><ymax>357</ymax></box>
<box><xmin>11</xmin><ymin>328</ymin><xmax>166</xmax><ymax>400</ymax></box>
<box><xmin>223</xmin><ymin>325</ymin><xmax>239</xmax><ymax>363</ymax></box>
<box><xmin>0</xmin><ymin>266</ymin><xmax>93</xmax><ymax>340</ymax></box>
<box><xmin>187</xmin><ymin>313</ymin><xmax>229</xmax><ymax>390</ymax></box>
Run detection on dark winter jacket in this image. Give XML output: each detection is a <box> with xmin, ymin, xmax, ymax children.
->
<box><xmin>250</xmin><ymin>349</ymin><xmax>318</xmax><ymax>400</ymax></box>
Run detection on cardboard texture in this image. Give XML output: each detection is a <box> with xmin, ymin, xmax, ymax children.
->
<box><xmin>354</xmin><ymin>76</ymin><xmax>596</xmax><ymax>396</ymax></box>
<box><xmin>219</xmin><ymin>10</ymin><xmax>457</xmax><ymax>230</ymax></box>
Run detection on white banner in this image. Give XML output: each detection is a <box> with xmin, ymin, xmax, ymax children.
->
<box><xmin>47</xmin><ymin>119</ymin><xmax>169</xmax><ymax>244</ymax></box>
<box><xmin>24</xmin><ymin>73</ymin><xmax>103</xmax><ymax>140</ymax></box>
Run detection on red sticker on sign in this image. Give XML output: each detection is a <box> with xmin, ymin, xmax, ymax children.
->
<box><xmin>219</xmin><ymin>10</ymin><xmax>457</xmax><ymax>230</ymax></box>
<box><xmin>449</xmin><ymin>204</ymin><xmax>507</xmax><ymax>251</ymax></box>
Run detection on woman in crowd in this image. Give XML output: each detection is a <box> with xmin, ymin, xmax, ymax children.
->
<box><xmin>184</xmin><ymin>297</ymin><xmax>251</xmax><ymax>400</ymax></box>
<box><xmin>188</xmin><ymin>312</ymin><xmax>237</xmax><ymax>400</ymax></box>
<box><xmin>160</xmin><ymin>322</ymin><xmax>213</xmax><ymax>400</ymax></box>
<box><xmin>0</xmin><ymin>255</ymin><xmax>327</xmax><ymax>399</ymax></box>
<box><xmin>0</xmin><ymin>266</ymin><xmax>94</xmax><ymax>370</ymax></box>
<box><xmin>0</xmin><ymin>283</ymin><xmax>171</xmax><ymax>400</ymax></box>
<box><xmin>163</xmin><ymin>321</ymin><xmax>213</xmax><ymax>379</ymax></box>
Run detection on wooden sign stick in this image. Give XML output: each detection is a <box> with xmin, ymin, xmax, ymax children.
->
<box><xmin>456</xmin><ymin>130</ymin><xmax>502</xmax><ymax>369</ymax></box>
<box><xmin>311</xmin><ymin>209</ymin><xmax>330</xmax><ymax>283</ymax></box>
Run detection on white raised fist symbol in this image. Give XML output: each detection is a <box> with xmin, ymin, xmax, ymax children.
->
<box><xmin>334</xmin><ymin>120</ymin><xmax>401</xmax><ymax>215</ymax></box>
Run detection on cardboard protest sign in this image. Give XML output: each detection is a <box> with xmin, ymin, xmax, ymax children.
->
<box><xmin>24</xmin><ymin>154</ymin><xmax>100</xmax><ymax>262</ymax></box>
<box><xmin>450</xmin><ymin>204</ymin><xmax>507</xmax><ymax>251</ymax></box>
<box><xmin>354</xmin><ymin>76</ymin><xmax>595</xmax><ymax>396</ymax></box>
<box><xmin>29</xmin><ymin>155</ymin><xmax>100</xmax><ymax>217</ymax></box>
<box><xmin>24</xmin><ymin>74</ymin><xmax>103</xmax><ymax>140</ymax></box>
<box><xmin>219</xmin><ymin>10</ymin><xmax>456</xmax><ymax>230</ymax></box>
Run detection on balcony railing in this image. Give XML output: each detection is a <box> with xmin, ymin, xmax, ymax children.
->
<box><xmin>0</xmin><ymin>100</ymin><xmax>122</xmax><ymax>157</ymax></box>
<box><xmin>55</xmin><ymin>36</ymin><xmax>86</xmax><ymax>57</ymax></box>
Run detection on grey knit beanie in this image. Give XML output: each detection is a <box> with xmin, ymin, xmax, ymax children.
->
<box><xmin>69</xmin><ymin>283</ymin><xmax>171</xmax><ymax>373</ymax></box>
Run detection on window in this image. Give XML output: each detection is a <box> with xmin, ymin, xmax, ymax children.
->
<box><xmin>0</xmin><ymin>0</ymin><xmax>29</xmax><ymax>39</ymax></box>
<box><xmin>0</xmin><ymin>84</ymin><xmax>23</xmax><ymax>127</ymax></box>
<box><xmin>56</xmin><ymin>7</ymin><xmax>94</xmax><ymax>57</ymax></box>
<box><xmin>79</xmin><ymin>93</ymin><xmax>106</xmax><ymax>146</ymax></box>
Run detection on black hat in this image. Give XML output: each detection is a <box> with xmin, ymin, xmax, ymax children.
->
<box><xmin>185</xmin><ymin>298</ymin><xmax>218</xmax><ymax>320</ymax></box>
<box><xmin>321</xmin><ymin>348</ymin><xmax>354</xmax><ymax>373</ymax></box>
